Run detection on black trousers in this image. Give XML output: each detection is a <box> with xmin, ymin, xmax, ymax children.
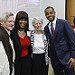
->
<box><xmin>53</xmin><ymin>64</ymin><xmax>74</xmax><ymax>75</ymax></box>
<box><xmin>32</xmin><ymin>53</ymin><xmax>48</xmax><ymax>75</ymax></box>
<box><xmin>14</xmin><ymin>55</ymin><xmax>32</xmax><ymax>75</ymax></box>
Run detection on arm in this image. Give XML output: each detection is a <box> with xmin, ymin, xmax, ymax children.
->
<box><xmin>64</xmin><ymin>21</ymin><xmax>75</xmax><ymax>58</ymax></box>
<box><xmin>64</xmin><ymin>20</ymin><xmax>75</xmax><ymax>68</ymax></box>
<box><xmin>44</xmin><ymin>27</ymin><xmax>52</xmax><ymax>57</ymax></box>
<box><xmin>44</xmin><ymin>27</ymin><xmax>48</xmax><ymax>41</ymax></box>
<box><xmin>0</xmin><ymin>41</ymin><xmax>6</xmax><ymax>74</ymax></box>
<box><xmin>9</xmin><ymin>38</ymin><xmax>15</xmax><ymax>63</ymax></box>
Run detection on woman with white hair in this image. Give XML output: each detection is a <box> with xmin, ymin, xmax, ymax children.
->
<box><xmin>0</xmin><ymin>12</ymin><xmax>15</xmax><ymax>75</ymax></box>
<box><xmin>30</xmin><ymin>17</ymin><xmax>49</xmax><ymax>75</ymax></box>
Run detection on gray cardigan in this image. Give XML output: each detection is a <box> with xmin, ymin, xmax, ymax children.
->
<box><xmin>30</xmin><ymin>30</ymin><xmax>49</xmax><ymax>65</ymax></box>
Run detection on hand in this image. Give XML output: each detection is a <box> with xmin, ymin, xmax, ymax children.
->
<box><xmin>67</xmin><ymin>58</ymin><xmax>75</xmax><ymax>68</ymax></box>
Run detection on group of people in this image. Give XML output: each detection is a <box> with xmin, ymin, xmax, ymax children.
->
<box><xmin>0</xmin><ymin>6</ymin><xmax>75</xmax><ymax>75</ymax></box>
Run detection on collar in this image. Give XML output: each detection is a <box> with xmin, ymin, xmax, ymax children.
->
<box><xmin>50</xmin><ymin>17</ymin><xmax>57</xmax><ymax>25</ymax></box>
<box><xmin>4</xmin><ymin>28</ymin><xmax>10</xmax><ymax>36</ymax></box>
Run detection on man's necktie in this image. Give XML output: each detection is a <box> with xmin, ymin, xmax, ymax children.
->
<box><xmin>51</xmin><ymin>23</ymin><xmax>55</xmax><ymax>40</ymax></box>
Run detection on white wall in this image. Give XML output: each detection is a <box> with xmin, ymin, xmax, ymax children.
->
<box><xmin>29</xmin><ymin>0</ymin><xmax>66</xmax><ymax>29</ymax></box>
<box><xmin>40</xmin><ymin>0</ymin><xmax>66</xmax><ymax>29</ymax></box>
<box><xmin>0</xmin><ymin>0</ymin><xmax>65</xmax><ymax>29</ymax></box>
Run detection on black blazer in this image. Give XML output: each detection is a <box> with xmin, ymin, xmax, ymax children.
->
<box><xmin>10</xmin><ymin>28</ymin><xmax>32</xmax><ymax>61</ymax></box>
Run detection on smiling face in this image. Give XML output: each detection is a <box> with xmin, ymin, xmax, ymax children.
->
<box><xmin>33</xmin><ymin>20</ymin><xmax>42</xmax><ymax>31</ymax></box>
<box><xmin>4</xmin><ymin>16</ymin><xmax>14</xmax><ymax>31</ymax></box>
<box><xmin>19</xmin><ymin>19</ymin><xmax>27</xmax><ymax>30</ymax></box>
<box><xmin>45</xmin><ymin>8</ymin><xmax>56</xmax><ymax>22</ymax></box>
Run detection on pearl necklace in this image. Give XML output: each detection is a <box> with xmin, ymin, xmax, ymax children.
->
<box><xmin>18</xmin><ymin>30</ymin><xmax>24</xmax><ymax>34</ymax></box>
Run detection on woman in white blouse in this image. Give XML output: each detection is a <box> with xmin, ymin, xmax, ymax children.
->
<box><xmin>30</xmin><ymin>17</ymin><xmax>49</xmax><ymax>75</ymax></box>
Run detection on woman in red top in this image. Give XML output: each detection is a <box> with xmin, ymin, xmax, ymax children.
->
<box><xmin>11</xmin><ymin>11</ymin><xmax>32</xmax><ymax>75</ymax></box>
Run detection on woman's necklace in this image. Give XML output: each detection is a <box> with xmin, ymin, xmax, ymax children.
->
<box><xmin>18</xmin><ymin>30</ymin><xmax>24</xmax><ymax>34</ymax></box>
<box><xmin>34</xmin><ymin>30</ymin><xmax>42</xmax><ymax>34</ymax></box>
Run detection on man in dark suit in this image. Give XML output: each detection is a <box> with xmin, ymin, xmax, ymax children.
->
<box><xmin>44</xmin><ymin>6</ymin><xmax>75</xmax><ymax>75</ymax></box>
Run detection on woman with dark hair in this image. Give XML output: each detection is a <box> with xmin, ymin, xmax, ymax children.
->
<box><xmin>11</xmin><ymin>11</ymin><xmax>32</xmax><ymax>75</ymax></box>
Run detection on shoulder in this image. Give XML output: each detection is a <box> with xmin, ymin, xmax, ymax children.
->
<box><xmin>27</xmin><ymin>30</ymin><xmax>34</xmax><ymax>36</ymax></box>
<box><xmin>44</xmin><ymin>22</ymin><xmax>49</xmax><ymax>30</ymax></box>
<box><xmin>45</xmin><ymin>22</ymin><xmax>49</xmax><ymax>27</ymax></box>
<box><xmin>57</xmin><ymin>19</ymin><xmax>73</xmax><ymax>30</ymax></box>
<box><xmin>57</xmin><ymin>18</ymin><xmax>70</xmax><ymax>24</ymax></box>
<box><xmin>0</xmin><ymin>26</ymin><xmax>5</xmax><ymax>34</ymax></box>
<box><xmin>11</xmin><ymin>28</ymin><xmax>17</xmax><ymax>34</ymax></box>
<box><xmin>10</xmin><ymin>28</ymin><xmax>18</xmax><ymax>38</ymax></box>
<box><xmin>0</xmin><ymin>26</ymin><xmax>5</xmax><ymax>40</ymax></box>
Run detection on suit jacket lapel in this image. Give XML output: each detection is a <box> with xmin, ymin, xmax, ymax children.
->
<box><xmin>54</xmin><ymin>19</ymin><xmax>60</xmax><ymax>41</ymax></box>
<box><xmin>45</xmin><ymin>23</ymin><xmax>54</xmax><ymax>43</ymax></box>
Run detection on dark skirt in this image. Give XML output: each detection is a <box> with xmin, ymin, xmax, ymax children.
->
<box><xmin>14</xmin><ymin>54</ymin><xmax>32</xmax><ymax>75</ymax></box>
<box><xmin>32</xmin><ymin>53</ymin><xmax>48</xmax><ymax>75</ymax></box>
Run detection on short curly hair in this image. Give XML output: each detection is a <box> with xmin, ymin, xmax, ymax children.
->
<box><xmin>0</xmin><ymin>12</ymin><xmax>14</xmax><ymax>22</ymax></box>
<box><xmin>32</xmin><ymin>17</ymin><xmax>43</xmax><ymax>26</ymax></box>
